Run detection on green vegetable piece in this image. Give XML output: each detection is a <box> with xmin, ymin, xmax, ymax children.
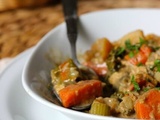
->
<box><xmin>131</xmin><ymin>75</ymin><xmax>140</xmax><ymax>91</ymax></box>
<box><xmin>125</xmin><ymin>38</ymin><xmax>147</xmax><ymax>53</ymax></box>
<box><xmin>106</xmin><ymin>48</ymin><xmax>122</xmax><ymax>75</ymax></box>
<box><xmin>143</xmin><ymin>87</ymin><xmax>150</xmax><ymax>92</ymax></box>
<box><xmin>156</xmin><ymin>87</ymin><xmax>160</xmax><ymax>90</ymax></box>
<box><xmin>154</xmin><ymin>59</ymin><xmax>160</xmax><ymax>72</ymax></box>
<box><xmin>129</xmin><ymin>51</ymin><xmax>135</xmax><ymax>58</ymax></box>
<box><xmin>139</xmin><ymin>37</ymin><xmax>146</xmax><ymax>46</ymax></box>
<box><xmin>125</xmin><ymin>40</ymin><xmax>133</xmax><ymax>50</ymax></box>
<box><xmin>154</xmin><ymin>59</ymin><xmax>160</xmax><ymax>65</ymax></box>
<box><xmin>89</xmin><ymin>99</ymin><xmax>110</xmax><ymax>116</ymax></box>
<box><xmin>116</xmin><ymin>47</ymin><xmax>125</xmax><ymax>56</ymax></box>
<box><xmin>125</xmin><ymin>40</ymin><xmax>138</xmax><ymax>51</ymax></box>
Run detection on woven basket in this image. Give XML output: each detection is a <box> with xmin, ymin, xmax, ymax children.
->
<box><xmin>0</xmin><ymin>0</ymin><xmax>53</xmax><ymax>11</ymax></box>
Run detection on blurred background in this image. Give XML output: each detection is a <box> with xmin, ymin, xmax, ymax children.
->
<box><xmin>0</xmin><ymin>0</ymin><xmax>160</xmax><ymax>59</ymax></box>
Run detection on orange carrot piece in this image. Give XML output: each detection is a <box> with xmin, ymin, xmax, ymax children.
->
<box><xmin>125</xmin><ymin>45</ymin><xmax>152</xmax><ymax>65</ymax></box>
<box><xmin>140</xmin><ymin>44</ymin><xmax>152</xmax><ymax>57</ymax></box>
<box><xmin>136</xmin><ymin>51</ymin><xmax>148</xmax><ymax>64</ymax></box>
<box><xmin>84</xmin><ymin>62</ymin><xmax>107</xmax><ymax>76</ymax></box>
<box><xmin>135</xmin><ymin>89</ymin><xmax>160</xmax><ymax>119</ymax></box>
<box><xmin>59</xmin><ymin>80</ymin><xmax>103</xmax><ymax>108</ymax></box>
<box><xmin>125</xmin><ymin>54</ymin><xmax>139</xmax><ymax>65</ymax></box>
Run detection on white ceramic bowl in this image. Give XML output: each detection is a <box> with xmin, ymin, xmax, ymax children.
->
<box><xmin>22</xmin><ymin>9</ymin><xmax>160</xmax><ymax>120</ymax></box>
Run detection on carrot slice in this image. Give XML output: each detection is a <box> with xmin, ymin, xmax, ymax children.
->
<box><xmin>140</xmin><ymin>44</ymin><xmax>152</xmax><ymax>57</ymax></box>
<box><xmin>135</xmin><ymin>89</ymin><xmax>160</xmax><ymax>119</ymax></box>
<box><xmin>125</xmin><ymin>54</ymin><xmax>139</xmax><ymax>65</ymax></box>
<box><xmin>84</xmin><ymin>62</ymin><xmax>107</xmax><ymax>76</ymax></box>
<box><xmin>59</xmin><ymin>80</ymin><xmax>103</xmax><ymax>108</ymax></box>
<box><xmin>125</xmin><ymin>45</ymin><xmax>152</xmax><ymax>65</ymax></box>
<box><xmin>136</xmin><ymin>51</ymin><xmax>148</xmax><ymax>64</ymax></box>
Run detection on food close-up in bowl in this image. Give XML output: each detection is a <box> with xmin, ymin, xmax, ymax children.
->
<box><xmin>50</xmin><ymin>29</ymin><xmax>160</xmax><ymax>119</ymax></box>
<box><xmin>22</xmin><ymin>6</ymin><xmax>160</xmax><ymax>120</ymax></box>
<box><xmin>2</xmin><ymin>0</ymin><xmax>160</xmax><ymax>120</ymax></box>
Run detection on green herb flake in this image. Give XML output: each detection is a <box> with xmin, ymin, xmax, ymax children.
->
<box><xmin>137</xmin><ymin>63</ymin><xmax>143</xmax><ymax>66</ymax></box>
<box><xmin>153</xmin><ymin>46</ymin><xmax>160</xmax><ymax>51</ymax></box>
<box><xmin>154</xmin><ymin>59</ymin><xmax>160</xmax><ymax>65</ymax></box>
<box><xmin>154</xmin><ymin>59</ymin><xmax>160</xmax><ymax>72</ymax></box>
<box><xmin>131</xmin><ymin>75</ymin><xmax>140</xmax><ymax>91</ymax></box>
<box><xmin>156</xmin><ymin>87</ymin><xmax>160</xmax><ymax>90</ymax></box>
<box><xmin>125</xmin><ymin>40</ymin><xmax>139</xmax><ymax>52</ymax></box>
<box><xmin>139</xmin><ymin>37</ymin><xmax>146</xmax><ymax>46</ymax></box>
<box><xmin>125</xmin><ymin>38</ymin><xmax>147</xmax><ymax>53</ymax></box>
<box><xmin>116</xmin><ymin>47</ymin><xmax>125</xmax><ymax>56</ymax></box>
<box><xmin>129</xmin><ymin>51</ymin><xmax>135</xmax><ymax>58</ymax></box>
<box><xmin>125</xmin><ymin>40</ymin><xmax>134</xmax><ymax>51</ymax></box>
<box><xmin>143</xmin><ymin>87</ymin><xmax>150</xmax><ymax>92</ymax></box>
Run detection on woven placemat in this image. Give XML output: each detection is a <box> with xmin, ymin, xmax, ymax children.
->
<box><xmin>1</xmin><ymin>0</ymin><xmax>160</xmax><ymax>59</ymax></box>
<box><xmin>0</xmin><ymin>0</ymin><xmax>57</xmax><ymax>11</ymax></box>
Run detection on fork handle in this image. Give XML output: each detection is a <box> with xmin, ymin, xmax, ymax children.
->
<box><xmin>62</xmin><ymin>0</ymin><xmax>78</xmax><ymax>38</ymax></box>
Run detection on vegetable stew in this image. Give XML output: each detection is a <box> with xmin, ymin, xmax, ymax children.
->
<box><xmin>50</xmin><ymin>30</ymin><xmax>160</xmax><ymax>119</ymax></box>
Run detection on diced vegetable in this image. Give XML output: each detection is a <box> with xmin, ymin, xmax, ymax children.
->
<box><xmin>51</xmin><ymin>59</ymin><xmax>79</xmax><ymax>85</ymax></box>
<box><xmin>49</xmin><ymin>30</ymin><xmax>160</xmax><ymax>119</ymax></box>
<box><xmin>91</xmin><ymin>38</ymin><xmax>113</xmax><ymax>60</ymax></box>
<box><xmin>89</xmin><ymin>98</ymin><xmax>110</xmax><ymax>116</ymax></box>
<box><xmin>145</xmin><ymin>34</ymin><xmax>160</xmax><ymax>47</ymax></box>
<box><xmin>51</xmin><ymin>59</ymin><xmax>81</xmax><ymax>94</ymax></box>
<box><xmin>125</xmin><ymin>44</ymin><xmax>152</xmax><ymax>65</ymax></box>
<box><xmin>59</xmin><ymin>80</ymin><xmax>103</xmax><ymax>108</ymax></box>
<box><xmin>106</xmin><ymin>47</ymin><xmax>123</xmax><ymax>76</ymax></box>
<box><xmin>131</xmin><ymin>75</ymin><xmax>140</xmax><ymax>91</ymax></box>
<box><xmin>135</xmin><ymin>89</ymin><xmax>160</xmax><ymax>119</ymax></box>
<box><xmin>84</xmin><ymin>62</ymin><xmax>107</xmax><ymax>76</ymax></box>
<box><xmin>84</xmin><ymin>38</ymin><xmax>113</xmax><ymax>62</ymax></box>
<box><xmin>129</xmin><ymin>77</ymin><xmax>146</xmax><ymax>91</ymax></box>
<box><xmin>83</xmin><ymin>38</ymin><xmax>113</xmax><ymax>76</ymax></box>
<box><xmin>153</xmin><ymin>59</ymin><xmax>160</xmax><ymax>72</ymax></box>
<box><xmin>116</xmin><ymin>30</ymin><xmax>145</xmax><ymax>47</ymax></box>
<box><xmin>118</xmin><ymin>96</ymin><xmax>134</xmax><ymax>115</ymax></box>
<box><xmin>140</xmin><ymin>44</ymin><xmax>152</xmax><ymax>57</ymax></box>
<box><xmin>125</xmin><ymin>52</ymin><xmax>146</xmax><ymax>65</ymax></box>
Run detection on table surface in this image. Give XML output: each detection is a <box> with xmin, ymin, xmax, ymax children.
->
<box><xmin>1</xmin><ymin>0</ymin><xmax>160</xmax><ymax>59</ymax></box>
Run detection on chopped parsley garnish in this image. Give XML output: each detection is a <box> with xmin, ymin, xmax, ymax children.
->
<box><xmin>131</xmin><ymin>75</ymin><xmax>140</xmax><ymax>91</ymax></box>
<box><xmin>116</xmin><ymin>47</ymin><xmax>125</xmax><ymax>56</ymax></box>
<box><xmin>144</xmin><ymin>87</ymin><xmax>160</xmax><ymax>92</ymax></box>
<box><xmin>154</xmin><ymin>59</ymin><xmax>160</xmax><ymax>72</ymax></box>
<box><xmin>154</xmin><ymin>59</ymin><xmax>160</xmax><ymax>64</ymax></box>
<box><xmin>155</xmin><ymin>87</ymin><xmax>160</xmax><ymax>90</ymax></box>
<box><xmin>137</xmin><ymin>63</ymin><xmax>143</xmax><ymax>66</ymax></box>
<box><xmin>125</xmin><ymin>38</ymin><xmax>146</xmax><ymax>52</ymax></box>
<box><xmin>139</xmin><ymin>37</ymin><xmax>147</xmax><ymax>46</ymax></box>
<box><xmin>125</xmin><ymin>40</ymin><xmax>139</xmax><ymax>51</ymax></box>
<box><xmin>129</xmin><ymin>51</ymin><xmax>135</xmax><ymax>58</ymax></box>
<box><xmin>143</xmin><ymin>87</ymin><xmax>150</xmax><ymax>92</ymax></box>
<box><xmin>153</xmin><ymin>46</ymin><xmax>160</xmax><ymax>51</ymax></box>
